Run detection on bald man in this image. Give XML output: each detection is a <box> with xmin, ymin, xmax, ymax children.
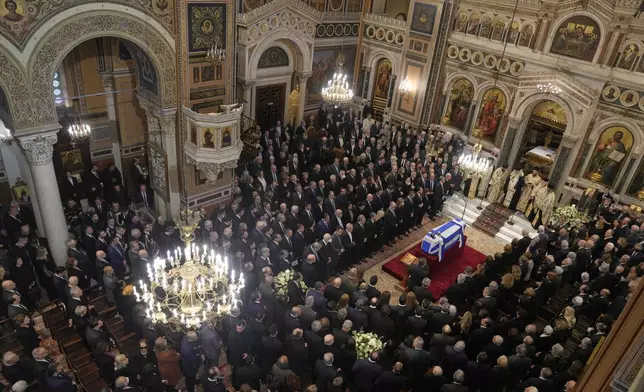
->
<box><xmin>324</xmin><ymin>277</ymin><xmax>345</xmax><ymax>303</ymax></box>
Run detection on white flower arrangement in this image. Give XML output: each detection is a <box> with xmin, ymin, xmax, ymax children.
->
<box><xmin>551</xmin><ymin>204</ymin><xmax>589</xmax><ymax>228</ymax></box>
<box><xmin>352</xmin><ymin>331</ymin><xmax>384</xmax><ymax>359</ymax></box>
<box><xmin>274</xmin><ymin>269</ymin><xmax>307</xmax><ymax>298</ymax></box>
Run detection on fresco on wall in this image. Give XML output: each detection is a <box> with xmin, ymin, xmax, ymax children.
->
<box><xmin>130</xmin><ymin>46</ymin><xmax>159</xmax><ymax>95</ymax></box>
<box><xmin>373</xmin><ymin>59</ymin><xmax>392</xmax><ymax>100</ymax></box>
<box><xmin>466</xmin><ymin>13</ymin><xmax>480</xmax><ymax>35</ymax></box>
<box><xmin>454</xmin><ymin>12</ymin><xmax>467</xmax><ymax>32</ymax></box>
<box><xmin>258</xmin><ymin>47</ymin><xmax>290</xmax><ymax>68</ymax></box>
<box><xmin>584</xmin><ymin>126</ymin><xmax>633</xmax><ymax>187</ymax></box>
<box><xmin>307</xmin><ymin>47</ymin><xmax>356</xmax><ymax>103</ymax></box>
<box><xmin>188</xmin><ymin>3</ymin><xmax>226</xmax><ymax>52</ymax></box>
<box><xmin>444</xmin><ymin>78</ymin><xmax>473</xmax><ymax>131</ymax></box>
<box><xmin>518</xmin><ymin>24</ymin><xmax>534</xmax><ymax>47</ymax></box>
<box><xmin>550</xmin><ymin>15</ymin><xmax>600</xmax><ymax>62</ymax></box>
<box><xmin>616</xmin><ymin>44</ymin><xmax>640</xmax><ymax>71</ymax></box>
<box><xmin>410</xmin><ymin>3</ymin><xmax>437</xmax><ymax>36</ymax></box>
<box><xmin>476</xmin><ymin>88</ymin><xmax>506</xmax><ymax>142</ymax></box>
<box><xmin>0</xmin><ymin>0</ymin><xmax>175</xmax><ymax>50</ymax></box>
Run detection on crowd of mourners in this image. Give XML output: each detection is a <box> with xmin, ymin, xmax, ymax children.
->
<box><xmin>0</xmin><ymin>103</ymin><xmax>641</xmax><ymax>392</ymax></box>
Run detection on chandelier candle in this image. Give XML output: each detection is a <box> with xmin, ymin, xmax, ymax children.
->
<box><xmin>134</xmin><ymin>209</ymin><xmax>245</xmax><ymax>331</ymax></box>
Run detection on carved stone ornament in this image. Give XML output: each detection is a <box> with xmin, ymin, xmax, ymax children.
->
<box><xmin>188</xmin><ymin>157</ymin><xmax>238</xmax><ymax>184</ymax></box>
<box><xmin>157</xmin><ymin>113</ymin><xmax>177</xmax><ymax>138</ymax></box>
<box><xmin>560</xmin><ymin>133</ymin><xmax>579</xmax><ymax>148</ymax></box>
<box><xmin>18</xmin><ymin>133</ymin><xmax>58</xmax><ymax>166</ymax></box>
<box><xmin>30</xmin><ymin>14</ymin><xmax>177</xmax><ymax>125</ymax></box>
<box><xmin>0</xmin><ymin>53</ymin><xmax>34</xmax><ymax>129</ymax></box>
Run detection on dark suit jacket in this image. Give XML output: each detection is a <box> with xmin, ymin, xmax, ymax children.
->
<box><xmin>352</xmin><ymin>358</ymin><xmax>383</xmax><ymax>391</ymax></box>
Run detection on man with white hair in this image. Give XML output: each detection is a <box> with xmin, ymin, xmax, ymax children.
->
<box><xmin>445</xmin><ymin>273</ymin><xmax>468</xmax><ymax>306</ymax></box>
<box><xmin>517</xmin><ymin>366</ymin><xmax>554</xmax><ymax>391</ymax></box>
<box><xmin>181</xmin><ymin>331</ymin><xmax>203</xmax><ymax>392</ymax></box>
<box><xmin>333</xmin><ymin>320</ymin><xmax>353</xmax><ymax>346</ymax></box>
<box><xmin>314</xmin><ymin>352</ymin><xmax>338</xmax><ymax>392</ymax></box>
<box><xmin>442</xmin><ymin>369</ymin><xmax>467</xmax><ymax>392</ymax></box>
<box><xmin>9</xmin><ymin>381</ymin><xmax>28</xmax><ymax>392</ymax></box>
<box><xmin>443</xmin><ymin>341</ymin><xmax>467</xmax><ymax>379</ymax></box>
<box><xmin>484</xmin><ymin>335</ymin><xmax>506</xmax><ymax>363</ymax></box>
<box><xmin>530</xmin><ymin>225</ymin><xmax>549</xmax><ymax>252</ymax></box>
<box><xmin>413</xmin><ymin>277</ymin><xmax>434</xmax><ymax>304</ymax></box>
<box><xmin>2</xmin><ymin>351</ymin><xmax>33</xmax><ymax>385</ymax></box>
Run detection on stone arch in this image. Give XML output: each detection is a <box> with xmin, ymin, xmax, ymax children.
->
<box><xmin>512</xmin><ymin>92</ymin><xmax>576</xmax><ymax>135</ymax></box>
<box><xmin>248</xmin><ymin>27</ymin><xmax>312</xmax><ymax>80</ymax></box>
<box><xmin>0</xmin><ymin>49</ymin><xmax>33</xmax><ymax>129</ymax></box>
<box><xmin>543</xmin><ymin>10</ymin><xmax>606</xmax><ymax>64</ymax></box>
<box><xmin>25</xmin><ymin>8</ymin><xmax>177</xmax><ymax>126</ymax></box>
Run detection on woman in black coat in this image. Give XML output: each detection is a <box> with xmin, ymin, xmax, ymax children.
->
<box><xmin>34</xmin><ymin>247</ymin><xmax>57</xmax><ymax>301</ymax></box>
<box><xmin>10</xmin><ymin>257</ymin><xmax>35</xmax><ymax>299</ymax></box>
<box><xmin>66</xmin><ymin>257</ymin><xmax>90</xmax><ymax>289</ymax></box>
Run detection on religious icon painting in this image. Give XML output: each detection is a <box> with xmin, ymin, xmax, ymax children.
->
<box><xmin>550</xmin><ymin>15</ymin><xmax>601</xmax><ymax>62</ymax></box>
<box><xmin>444</xmin><ymin>78</ymin><xmax>474</xmax><ymax>132</ymax></box>
<box><xmin>617</xmin><ymin>43</ymin><xmax>640</xmax><ymax>71</ymax></box>
<box><xmin>373</xmin><ymin>59</ymin><xmax>392</xmax><ymax>100</ymax></box>
<box><xmin>0</xmin><ymin>0</ymin><xmax>25</xmax><ymax>23</ymax></box>
<box><xmin>221</xmin><ymin>127</ymin><xmax>232</xmax><ymax>148</ymax></box>
<box><xmin>455</xmin><ymin>12</ymin><xmax>468</xmax><ymax>33</ymax></box>
<box><xmin>584</xmin><ymin>126</ymin><xmax>633</xmax><ymax>187</ymax></box>
<box><xmin>476</xmin><ymin>88</ymin><xmax>507</xmax><ymax>142</ymax></box>
<box><xmin>601</xmin><ymin>85</ymin><xmax>620</xmax><ymax>102</ymax></box>
<box><xmin>518</xmin><ymin>24</ymin><xmax>534</xmax><ymax>47</ymax></box>
<box><xmin>467</xmin><ymin>13</ymin><xmax>480</xmax><ymax>35</ymax></box>
<box><xmin>202</xmin><ymin>128</ymin><xmax>216</xmax><ymax>148</ymax></box>
<box><xmin>188</xmin><ymin>3</ymin><xmax>226</xmax><ymax>52</ymax></box>
<box><xmin>619</xmin><ymin>90</ymin><xmax>639</xmax><ymax>107</ymax></box>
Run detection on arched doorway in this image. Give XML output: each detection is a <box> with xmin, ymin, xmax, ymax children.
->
<box><xmin>50</xmin><ymin>37</ymin><xmax>159</xmax><ymax>203</ymax></box>
<box><xmin>516</xmin><ymin>100</ymin><xmax>568</xmax><ymax>176</ymax></box>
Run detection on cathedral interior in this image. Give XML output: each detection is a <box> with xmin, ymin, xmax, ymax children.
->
<box><xmin>0</xmin><ymin>0</ymin><xmax>643</xmax><ymax>391</ymax></box>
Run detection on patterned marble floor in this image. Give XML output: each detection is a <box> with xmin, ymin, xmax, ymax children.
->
<box><xmin>361</xmin><ymin>216</ymin><xmax>506</xmax><ymax>295</ymax></box>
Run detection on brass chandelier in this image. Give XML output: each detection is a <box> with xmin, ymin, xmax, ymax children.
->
<box><xmin>133</xmin><ymin>209</ymin><xmax>244</xmax><ymax>330</ymax></box>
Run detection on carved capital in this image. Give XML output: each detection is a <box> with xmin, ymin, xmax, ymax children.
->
<box><xmin>18</xmin><ymin>132</ymin><xmax>58</xmax><ymax>166</ymax></box>
<box><xmin>560</xmin><ymin>133</ymin><xmax>580</xmax><ymax>148</ymax></box>
<box><xmin>507</xmin><ymin>116</ymin><xmax>523</xmax><ymax>129</ymax></box>
<box><xmin>100</xmin><ymin>74</ymin><xmax>115</xmax><ymax>91</ymax></box>
<box><xmin>157</xmin><ymin>112</ymin><xmax>177</xmax><ymax>138</ymax></box>
<box><xmin>189</xmin><ymin>157</ymin><xmax>238</xmax><ymax>184</ymax></box>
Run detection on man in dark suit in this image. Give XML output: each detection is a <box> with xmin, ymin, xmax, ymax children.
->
<box><xmin>516</xmin><ymin>367</ymin><xmax>555</xmax><ymax>392</ymax></box>
<box><xmin>134</xmin><ymin>184</ymin><xmax>154</xmax><ymax>209</ymax></box>
<box><xmin>508</xmin><ymin>344</ymin><xmax>533</xmax><ymax>386</ymax></box>
<box><xmin>314</xmin><ymin>352</ymin><xmax>338</xmax><ymax>392</ymax></box>
<box><xmin>442</xmin><ymin>341</ymin><xmax>468</xmax><ymax>381</ymax></box>
<box><xmin>430</xmin><ymin>325</ymin><xmax>456</xmax><ymax>363</ymax></box>
<box><xmin>374</xmin><ymin>362</ymin><xmax>406</xmax><ymax>392</ymax></box>
<box><xmin>431</xmin><ymin>178</ymin><xmax>446</xmax><ymax>219</ymax></box>
<box><xmin>60</xmin><ymin>172</ymin><xmax>80</xmax><ymax>203</ymax></box>
<box><xmin>408</xmin><ymin>258</ymin><xmax>429</xmax><ymax>290</ymax></box>
<box><xmin>440</xmin><ymin>369</ymin><xmax>468</xmax><ymax>392</ymax></box>
<box><xmin>352</xmin><ymin>352</ymin><xmax>383</xmax><ymax>392</ymax></box>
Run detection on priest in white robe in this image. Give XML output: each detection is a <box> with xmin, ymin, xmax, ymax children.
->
<box><xmin>486</xmin><ymin>165</ymin><xmax>508</xmax><ymax>204</ymax></box>
<box><xmin>503</xmin><ymin>168</ymin><xmax>525</xmax><ymax>208</ymax></box>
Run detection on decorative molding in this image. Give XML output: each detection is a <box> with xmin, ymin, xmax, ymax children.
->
<box><xmin>363</xmin><ymin>13</ymin><xmax>407</xmax><ymax>30</ymax></box>
<box><xmin>0</xmin><ymin>52</ymin><xmax>34</xmax><ymax>129</ymax></box>
<box><xmin>0</xmin><ymin>0</ymin><xmax>174</xmax><ymax>51</ymax></box>
<box><xmin>29</xmin><ymin>13</ymin><xmax>177</xmax><ymax>125</ymax></box>
<box><xmin>238</xmin><ymin>0</ymin><xmax>322</xmax><ymax>25</ymax></box>
<box><xmin>187</xmin><ymin>156</ymin><xmax>238</xmax><ymax>184</ymax></box>
<box><xmin>18</xmin><ymin>132</ymin><xmax>59</xmax><ymax>166</ymax></box>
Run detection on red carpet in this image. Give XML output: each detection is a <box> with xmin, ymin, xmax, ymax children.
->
<box><xmin>381</xmin><ymin>239</ymin><xmax>486</xmax><ymax>298</ymax></box>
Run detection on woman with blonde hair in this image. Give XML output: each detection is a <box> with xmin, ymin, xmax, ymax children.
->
<box><xmin>337</xmin><ymin>293</ymin><xmax>350</xmax><ymax>310</ymax></box>
<box><xmin>562</xmin><ymin>306</ymin><xmax>577</xmax><ymax>329</ymax></box>
<box><xmin>114</xmin><ymin>353</ymin><xmax>136</xmax><ymax>380</ymax></box>
<box><xmin>511</xmin><ymin>265</ymin><xmax>522</xmax><ymax>282</ymax></box>
<box><xmin>406</xmin><ymin>291</ymin><xmax>418</xmax><ymax>311</ymax></box>
<box><xmin>454</xmin><ymin>311</ymin><xmax>472</xmax><ymax>338</ymax></box>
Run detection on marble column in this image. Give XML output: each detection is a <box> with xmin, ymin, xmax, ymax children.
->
<box><xmin>158</xmin><ymin>110</ymin><xmax>180</xmax><ymax>218</ymax></box>
<box><xmin>386</xmin><ymin>74</ymin><xmax>397</xmax><ymax>109</ymax></box>
<box><xmin>498</xmin><ymin>116</ymin><xmax>522</xmax><ymax>166</ymax></box>
<box><xmin>101</xmin><ymin>73</ymin><xmax>123</xmax><ymax>173</ymax></box>
<box><xmin>550</xmin><ymin>133</ymin><xmax>579</xmax><ymax>189</ymax></box>
<box><xmin>0</xmin><ymin>143</ymin><xmax>45</xmax><ymax>236</ymax></box>
<box><xmin>534</xmin><ymin>16</ymin><xmax>551</xmax><ymax>53</ymax></box>
<box><xmin>296</xmin><ymin>74</ymin><xmax>310</xmax><ymax>126</ymax></box>
<box><xmin>18</xmin><ymin>131</ymin><xmax>69</xmax><ymax>265</ymax></box>
<box><xmin>241</xmin><ymin>80</ymin><xmax>255</xmax><ymax>119</ymax></box>
<box><xmin>362</xmin><ymin>69</ymin><xmax>371</xmax><ymax>100</ymax></box>
<box><xmin>464</xmin><ymin>101</ymin><xmax>478</xmax><ymax>137</ymax></box>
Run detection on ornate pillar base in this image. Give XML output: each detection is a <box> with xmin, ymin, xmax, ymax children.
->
<box><xmin>18</xmin><ymin>131</ymin><xmax>69</xmax><ymax>265</ymax></box>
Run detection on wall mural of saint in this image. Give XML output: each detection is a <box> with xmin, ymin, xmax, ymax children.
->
<box><xmin>584</xmin><ymin>126</ymin><xmax>633</xmax><ymax>187</ymax></box>
<box><xmin>476</xmin><ymin>88</ymin><xmax>506</xmax><ymax>142</ymax></box>
<box><xmin>626</xmin><ymin>158</ymin><xmax>644</xmax><ymax>200</ymax></box>
<box><xmin>1</xmin><ymin>0</ymin><xmax>23</xmax><ymax>22</ymax></box>
<box><xmin>444</xmin><ymin>78</ymin><xmax>473</xmax><ymax>131</ymax></box>
<box><xmin>550</xmin><ymin>15</ymin><xmax>600</xmax><ymax>62</ymax></box>
<box><xmin>373</xmin><ymin>59</ymin><xmax>392</xmax><ymax>100</ymax></box>
<box><xmin>617</xmin><ymin>44</ymin><xmax>640</xmax><ymax>71</ymax></box>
